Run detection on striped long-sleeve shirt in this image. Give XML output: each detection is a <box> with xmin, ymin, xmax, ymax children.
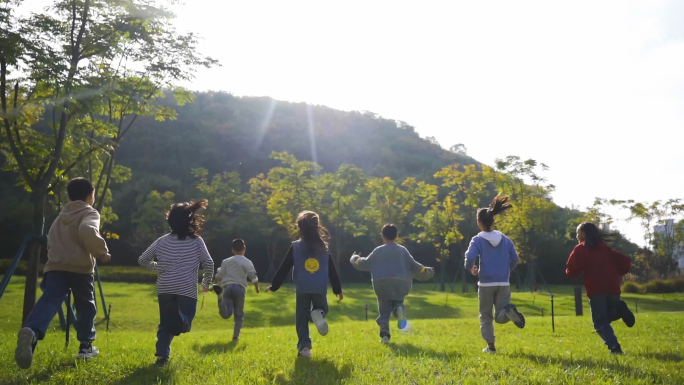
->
<box><xmin>138</xmin><ymin>234</ymin><xmax>214</xmax><ymax>299</ymax></box>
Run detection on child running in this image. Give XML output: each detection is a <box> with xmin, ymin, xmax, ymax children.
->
<box><xmin>464</xmin><ymin>194</ymin><xmax>525</xmax><ymax>354</ymax></box>
<box><xmin>15</xmin><ymin>178</ymin><xmax>111</xmax><ymax>369</ymax></box>
<box><xmin>350</xmin><ymin>224</ymin><xmax>435</xmax><ymax>344</ymax></box>
<box><xmin>566</xmin><ymin>222</ymin><xmax>635</xmax><ymax>354</ymax></box>
<box><xmin>212</xmin><ymin>238</ymin><xmax>259</xmax><ymax>341</ymax></box>
<box><xmin>266</xmin><ymin>211</ymin><xmax>343</xmax><ymax>358</ymax></box>
<box><xmin>138</xmin><ymin>199</ymin><xmax>214</xmax><ymax>366</ymax></box>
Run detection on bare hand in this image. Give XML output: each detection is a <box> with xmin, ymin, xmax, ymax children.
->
<box><xmin>471</xmin><ymin>266</ymin><xmax>479</xmax><ymax>276</ymax></box>
<box><xmin>99</xmin><ymin>254</ymin><xmax>111</xmax><ymax>264</ymax></box>
<box><xmin>201</xmin><ymin>285</ymin><xmax>209</xmax><ymax>293</ymax></box>
<box><xmin>337</xmin><ymin>293</ymin><xmax>344</xmax><ymax>301</ymax></box>
<box><xmin>255</xmin><ymin>285</ymin><xmax>260</xmax><ymax>294</ymax></box>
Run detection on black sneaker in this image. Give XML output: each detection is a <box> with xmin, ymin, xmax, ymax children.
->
<box><xmin>505</xmin><ymin>304</ymin><xmax>526</xmax><ymax>329</ymax></box>
<box><xmin>610</xmin><ymin>346</ymin><xmax>624</xmax><ymax>355</ymax></box>
<box><xmin>212</xmin><ymin>285</ymin><xmax>223</xmax><ymax>295</ymax></box>
<box><xmin>155</xmin><ymin>357</ymin><xmax>169</xmax><ymax>367</ymax></box>
<box><xmin>617</xmin><ymin>301</ymin><xmax>635</xmax><ymax>328</ymax></box>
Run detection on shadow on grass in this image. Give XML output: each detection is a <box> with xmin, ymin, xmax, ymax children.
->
<box><xmin>112</xmin><ymin>363</ymin><xmax>174</xmax><ymax>385</ymax></box>
<box><xmin>639</xmin><ymin>351</ymin><xmax>683</xmax><ymax>362</ymax></box>
<box><xmin>194</xmin><ymin>340</ymin><xmax>240</xmax><ymax>355</ymax></box>
<box><xmin>514</xmin><ymin>352</ymin><xmax>674</xmax><ymax>383</ymax></box>
<box><xmin>4</xmin><ymin>359</ymin><xmax>76</xmax><ymax>385</ymax></box>
<box><xmin>388</xmin><ymin>342</ymin><xmax>462</xmax><ymax>362</ymax></box>
<box><xmin>274</xmin><ymin>358</ymin><xmax>352</xmax><ymax>385</ymax></box>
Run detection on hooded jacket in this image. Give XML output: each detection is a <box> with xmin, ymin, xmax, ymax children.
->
<box><xmin>351</xmin><ymin>243</ymin><xmax>434</xmax><ymax>300</ymax></box>
<box><xmin>464</xmin><ymin>230</ymin><xmax>519</xmax><ymax>286</ymax></box>
<box><xmin>44</xmin><ymin>201</ymin><xmax>109</xmax><ymax>275</ymax></box>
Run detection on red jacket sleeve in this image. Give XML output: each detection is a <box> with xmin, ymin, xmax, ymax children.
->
<box><xmin>566</xmin><ymin>245</ymin><xmax>585</xmax><ymax>278</ymax></box>
<box><xmin>610</xmin><ymin>248</ymin><xmax>631</xmax><ymax>276</ymax></box>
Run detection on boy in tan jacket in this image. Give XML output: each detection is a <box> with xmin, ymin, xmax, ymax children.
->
<box><xmin>15</xmin><ymin>178</ymin><xmax>111</xmax><ymax>369</ymax></box>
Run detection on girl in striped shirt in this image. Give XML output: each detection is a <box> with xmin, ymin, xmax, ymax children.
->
<box><xmin>138</xmin><ymin>199</ymin><xmax>214</xmax><ymax>366</ymax></box>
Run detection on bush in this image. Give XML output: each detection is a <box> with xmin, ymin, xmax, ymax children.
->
<box><xmin>621</xmin><ymin>281</ymin><xmax>640</xmax><ymax>294</ymax></box>
<box><xmin>622</xmin><ymin>279</ymin><xmax>684</xmax><ymax>294</ymax></box>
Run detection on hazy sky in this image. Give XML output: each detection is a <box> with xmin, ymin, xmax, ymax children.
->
<box><xmin>23</xmin><ymin>1</ymin><xmax>684</xmax><ymax>245</ymax></box>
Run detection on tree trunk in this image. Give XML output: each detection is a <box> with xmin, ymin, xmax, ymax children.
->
<box><xmin>22</xmin><ymin>190</ymin><xmax>46</xmax><ymax>323</ymax></box>
<box><xmin>440</xmin><ymin>267</ymin><xmax>446</xmax><ymax>292</ymax></box>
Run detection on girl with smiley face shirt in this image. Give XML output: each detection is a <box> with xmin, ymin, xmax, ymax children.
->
<box><xmin>267</xmin><ymin>211</ymin><xmax>343</xmax><ymax>358</ymax></box>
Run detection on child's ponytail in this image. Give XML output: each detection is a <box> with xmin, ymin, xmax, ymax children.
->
<box><xmin>477</xmin><ymin>194</ymin><xmax>512</xmax><ymax>231</ymax></box>
<box><xmin>167</xmin><ymin>199</ymin><xmax>208</xmax><ymax>240</ymax></box>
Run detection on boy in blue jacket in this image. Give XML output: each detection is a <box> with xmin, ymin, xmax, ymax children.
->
<box><xmin>351</xmin><ymin>224</ymin><xmax>435</xmax><ymax>344</ymax></box>
<box><xmin>465</xmin><ymin>194</ymin><xmax>525</xmax><ymax>354</ymax></box>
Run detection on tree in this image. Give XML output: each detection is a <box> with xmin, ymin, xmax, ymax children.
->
<box><xmin>131</xmin><ymin>190</ymin><xmax>174</xmax><ymax>253</ymax></box>
<box><xmin>411</xmin><ymin>181</ymin><xmax>462</xmax><ymax>292</ymax></box>
<box><xmin>448</xmin><ymin>144</ymin><xmax>467</xmax><ymax>156</ymax></box>
<box><xmin>193</xmin><ymin>168</ymin><xmax>242</xmax><ymax>243</ymax></box>
<box><xmin>0</xmin><ymin>0</ymin><xmax>216</xmax><ymax>320</ymax></box>
<box><xmin>319</xmin><ymin>164</ymin><xmax>368</xmax><ymax>267</ymax></box>
<box><xmin>361</xmin><ymin>176</ymin><xmax>418</xmax><ymax>243</ymax></box>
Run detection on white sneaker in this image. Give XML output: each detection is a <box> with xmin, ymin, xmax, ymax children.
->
<box><xmin>77</xmin><ymin>344</ymin><xmax>100</xmax><ymax>359</ymax></box>
<box><xmin>483</xmin><ymin>346</ymin><xmax>497</xmax><ymax>354</ymax></box>
<box><xmin>311</xmin><ymin>309</ymin><xmax>328</xmax><ymax>336</ymax></box>
<box><xmin>381</xmin><ymin>336</ymin><xmax>390</xmax><ymax>344</ymax></box>
<box><xmin>15</xmin><ymin>327</ymin><xmax>36</xmax><ymax>369</ymax></box>
<box><xmin>299</xmin><ymin>347</ymin><xmax>312</xmax><ymax>358</ymax></box>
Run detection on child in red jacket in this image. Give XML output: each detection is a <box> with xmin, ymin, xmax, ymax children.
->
<box><xmin>566</xmin><ymin>222</ymin><xmax>635</xmax><ymax>354</ymax></box>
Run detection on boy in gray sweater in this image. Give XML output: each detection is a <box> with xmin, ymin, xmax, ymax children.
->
<box><xmin>351</xmin><ymin>224</ymin><xmax>435</xmax><ymax>343</ymax></box>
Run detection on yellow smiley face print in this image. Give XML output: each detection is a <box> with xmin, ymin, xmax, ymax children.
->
<box><xmin>304</xmin><ymin>258</ymin><xmax>320</xmax><ymax>274</ymax></box>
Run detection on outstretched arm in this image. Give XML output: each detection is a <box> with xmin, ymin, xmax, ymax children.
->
<box><xmin>350</xmin><ymin>250</ymin><xmax>375</xmax><ymax>271</ymax></box>
<box><xmin>509</xmin><ymin>242</ymin><xmax>520</xmax><ymax>271</ymax></box>
<box><xmin>565</xmin><ymin>246</ymin><xmax>585</xmax><ymax>278</ymax></box>
<box><xmin>611</xmin><ymin>248</ymin><xmax>632</xmax><ymax>276</ymax></box>
<box><xmin>464</xmin><ymin>238</ymin><xmax>479</xmax><ymax>272</ymax></box>
<box><xmin>138</xmin><ymin>238</ymin><xmax>160</xmax><ymax>271</ymax></box>
<box><xmin>198</xmin><ymin>238</ymin><xmax>214</xmax><ymax>290</ymax></box>
<box><xmin>268</xmin><ymin>246</ymin><xmax>294</xmax><ymax>292</ymax></box>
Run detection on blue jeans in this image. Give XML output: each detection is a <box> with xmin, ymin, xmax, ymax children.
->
<box><xmin>24</xmin><ymin>271</ymin><xmax>97</xmax><ymax>343</ymax></box>
<box><xmin>156</xmin><ymin>294</ymin><xmax>197</xmax><ymax>358</ymax></box>
<box><xmin>218</xmin><ymin>284</ymin><xmax>246</xmax><ymax>339</ymax></box>
<box><xmin>295</xmin><ymin>293</ymin><xmax>328</xmax><ymax>351</ymax></box>
<box><xmin>589</xmin><ymin>293</ymin><xmax>621</xmax><ymax>351</ymax></box>
<box><xmin>377</xmin><ymin>298</ymin><xmax>405</xmax><ymax>338</ymax></box>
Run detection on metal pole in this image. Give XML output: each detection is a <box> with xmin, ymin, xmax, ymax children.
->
<box><xmin>365</xmin><ymin>303</ymin><xmax>368</xmax><ymax>321</ymax></box>
<box><xmin>94</xmin><ymin>264</ymin><xmax>108</xmax><ymax>320</ymax></box>
<box><xmin>635</xmin><ymin>300</ymin><xmax>638</xmax><ymax>314</ymax></box>
<box><xmin>541</xmin><ymin>308</ymin><xmax>544</xmax><ymax>318</ymax></box>
<box><xmin>551</xmin><ymin>295</ymin><xmax>555</xmax><ymax>333</ymax></box>
<box><xmin>106</xmin><ymin>304</ymin><xmax>112</xmax><ymax>331</ymax></box>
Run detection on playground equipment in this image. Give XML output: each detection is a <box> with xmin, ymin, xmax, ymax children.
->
<box><xmin>0</xmin><ymin>234</ymin><xmax>110</xmax><ymax>331</ymax></box>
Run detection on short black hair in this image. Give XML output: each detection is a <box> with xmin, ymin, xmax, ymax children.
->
<box><xmin>67</xmin><ymin>178</ymin><xmax>94</xmax><ymax>202</ymax></box>
<box><xmin>381</xmin><ymin>224</ymin><xmax>398</xmax><ymax>240</ymax></box>
<box><xmin>232</xmin><ymin>238</ymin><xmax>246</xmax><ymax>251</ymax></box>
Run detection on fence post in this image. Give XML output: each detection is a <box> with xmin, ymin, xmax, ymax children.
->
<box><xmin>574</xmin><ymin>286</ymin><xmax>583</xmax><ymax>316</ymax></box>
<box><xmin>551</xmin><ymin>294</ymin><xmax>555</xmax><ymax>333</ymax></box>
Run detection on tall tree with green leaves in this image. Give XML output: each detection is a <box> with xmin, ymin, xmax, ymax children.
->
<box><xmin>131</xmin><ymin>190</ymin><xmax>174</xmax><ymax>253</ymax></box>
<box><xmin>193</xmin><ymin>168</ymin><xmax>242</xmax><ymax>243</ymax></box>
<box><xmin>361</xmin><ymin>176</ymin><xmax>418</xmax><ymax>244</ymax></box>
<box><xmin>0</xmin><ymin>0</ymin><xmax>215</xmax><ymax>320</ymax></box>
<box><xmin>411</xmin><ymin>181</ymin><xmax>462</xmax><ymax>292</ymax></box>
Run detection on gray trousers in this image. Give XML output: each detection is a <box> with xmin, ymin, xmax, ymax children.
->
<box><xmin>478</xmin><ymin>285</ymin><xmax>511</xmax><ymax>343</ymax></box>
<box><xmin>218</xmin><ymin>283</ymin><xmax>246</xmax><ymax>339</ymax></box>
<box><xmin>377</xmin><ymin>298</ymin><xmax>405</xmax><ymax>338</ymax></box>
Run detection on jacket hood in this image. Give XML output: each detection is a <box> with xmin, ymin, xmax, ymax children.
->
<box><xmin>58</xmin><ymin>201</ymin><xmax>94</xmax><ymax>226</ymax></box>
<box><xmin>478</xmin><ymin>230</ymin><xmax>503</xmax><ymax>247</ymax></box>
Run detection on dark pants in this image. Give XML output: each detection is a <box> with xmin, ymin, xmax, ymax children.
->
<box><xmin>156</xmin><ymin>294</ymin><xmax>197</xmax><ymax>358</ymax></box>
<box><xmin>295</xmin><ymin>292</ymin><xmax>328</xmax><ymax>351</ymax></box>
<box><xmin>218</xmin><ymin>284</ymin><xmax>246</xmax><ymax>339</ymax></box>
<box><xmin>24</xmin><ymin>271</ymin><xmax>97</xmax><ymax>343</ymax></box>
<box><xmin>589</xmin><ymin>293</ymin><xmax>622</xmax><ymax>351</ymax></box>
<box><xmin>377</xmin><ymin>298</ymin><xmax>405</xmax><ymax>338</ymax></box>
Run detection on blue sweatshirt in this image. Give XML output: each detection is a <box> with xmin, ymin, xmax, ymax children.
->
<box><xmin>464</xmin><ymin>231</ymin><xmax>519</xmax><ymax>286</ymax></box>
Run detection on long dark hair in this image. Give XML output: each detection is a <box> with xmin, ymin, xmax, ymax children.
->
<box><xmin>477</xmin><ymin>194</ymin><xmax>513</xmax><ymax>231</ymax></box>
<box><xmin>297</xmin><ymin>211</ymin><xmax>328</xmax><ymax>254</ymax></box>
<box><xmin>578</xmin><ymin>222</ymin><xmax>615</xmax><ymax>247</ymax></box>
<box><xmin>167</xmin><ymin>199</ymin><xmax>208</xmax><ymax>240</ymax></box>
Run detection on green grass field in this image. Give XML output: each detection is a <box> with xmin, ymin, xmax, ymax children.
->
<box><xmin>0</xmin><ymin>277</ymin><xmax>683</xmax><ymax>384</ymax></box>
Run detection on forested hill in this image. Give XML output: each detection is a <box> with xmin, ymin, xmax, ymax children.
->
<box><xmin>116</xmin><ymin>92</ymin><xmax>475</xmax><ymax>190</ymax></box>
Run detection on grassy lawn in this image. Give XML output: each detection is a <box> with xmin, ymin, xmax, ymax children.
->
<box><xmin>0</xmin><ymin>277</ymin><xmax>683</xmax><ymax>384</ymax></box>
